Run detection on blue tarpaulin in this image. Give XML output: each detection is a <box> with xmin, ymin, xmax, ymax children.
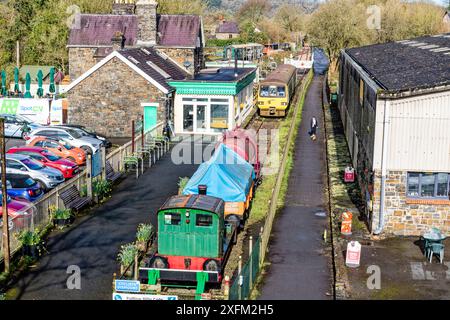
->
<box><xmin>183</xmin><ymin>144</ymin><xmax>255</xmax><ymax>203</ymax></box>
<box><xmin>313</xmin><ymin>48</ymin><xmax>330</xmax><ymax>75</ymax></box>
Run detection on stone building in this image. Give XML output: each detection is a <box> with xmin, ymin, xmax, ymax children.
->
<box><xmin>64</xmin><ymin>47</ymin><xmax>187</xmax><ymax>137</ymax></box>
<box><xmin>67</xmin><ymin>0</ymin><xmax>204</xmax><ymax>80</ymax></box>
<box><xmin>338</xmin><ymin>33</ymin><xmax>450</xmax><ymax>237</ymax></box>
<box><xmin>215</xmin><ymin>21</ymin><xmax>240</xmax><ymax>40</ymax></box>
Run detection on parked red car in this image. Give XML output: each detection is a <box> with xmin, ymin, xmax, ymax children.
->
<box><xmin>7</xmin><ymin>146</ymin><xmax>80</xmax><ymax>179</ymax></box>
<box><xmin>0</xmin><ymin>194</ymin><xmax>35</xmax><ymax>230</ymax></box>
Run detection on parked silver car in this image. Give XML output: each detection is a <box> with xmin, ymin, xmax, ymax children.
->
<box><xmin>5</xmin><ymin>154</ymin><xmax>64</xmax><ymax>190</ymax></box>
<box><xmin>0</xmin><ymin>114</ymin><xmax>41</xmax><ymax>139</ymax></box>
<box><xmin>26</xmin><ymin>127</ymin><xmax>102</xmax><ymax>154</ymax></box>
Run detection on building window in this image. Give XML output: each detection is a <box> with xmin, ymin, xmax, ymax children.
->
<box><xmin>210</xmin><ymin>104</ymin><xmax>228</xmax><ymax>133</ymax></box>
<box><xmin>183</xmin><ymin>105</ymin><xmax>194</xmax><ymax>132</ymax></box>
<box><xmin>407</xmin><ymin>172</ymin><xmax>450</xmax><ymax>198</ymax></box>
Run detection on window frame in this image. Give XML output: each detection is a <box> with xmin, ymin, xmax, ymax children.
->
<box><xmin>163</xmin><ymin>212</ymin><xmax>181</xmax><ymax>226</ymax></box>
<box><xmin>406</xmin><ymin>172</ymin><xmax>450</xmax><ymax>199</ymax></box>
<box><xmin>195</xmin><ymin>214</ymin><xmax>213</xmax><ymax>227</ymax></box>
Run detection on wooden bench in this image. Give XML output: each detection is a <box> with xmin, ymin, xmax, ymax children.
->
<box><xmin>60</xmin><ymin>185</ymin><xmax>92</xmax><ymax>212</ymax></box>
<box><xmin>106</xmin><ymin>161</ymin><xmax>123</xmax><ymax>184</ymax></box>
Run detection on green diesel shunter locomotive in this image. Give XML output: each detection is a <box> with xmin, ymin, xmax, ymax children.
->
<box><xmin>144</xmin><ymin>194</ymin><xmax>237</xmax><ymax>284</ymax></box>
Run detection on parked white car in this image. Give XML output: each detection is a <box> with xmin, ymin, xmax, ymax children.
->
<box><xmin>26</xmin><ymin>127</ymin><xmax>102</xmax><ymax>154</ymax></box>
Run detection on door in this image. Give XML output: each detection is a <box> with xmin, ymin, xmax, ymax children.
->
<box><xmin>196</xmin><ymin>105</ymin><xmax>207</xmax><ymax>132</ymax></box>
<box><xmin>143</xmin><ymin>105</ymin><xmax>158</xmax><ymax>132</ymax></box>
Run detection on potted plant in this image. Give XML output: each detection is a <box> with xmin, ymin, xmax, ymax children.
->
<box><xmin>136</xmin><ymin>224</ymin><xmax>154</xmax><ymax>252</ymax></box>
<box><xmin>178</xmin><ymin>177</ymin><xmax>189</xmax><ymax>195</ymax></box>
<box><xmin>93</xmin><ymin>179</ymin><xmax>112</xmax><ymax>202</ymax></box>
<box><xmin>16</xmin><ymin>229</ymin><xmax>44</xmax><ymax>260</ymax></box>
<box><xmin>117</xmin><ymin>243</ymin><xmax>138</xmax><ymax>277</ymax></box>
<box><xmin>52</xmin><ymin>208</ymin><xmax>74</xmax><ymax>229</ymax></box>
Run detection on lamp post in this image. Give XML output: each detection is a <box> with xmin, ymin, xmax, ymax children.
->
<box><xmin>1</xmin><ymin>118</ymin><xmax>10</xmax><ymax>273</ymax></box>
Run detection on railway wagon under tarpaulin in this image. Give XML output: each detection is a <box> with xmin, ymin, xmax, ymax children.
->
<box><xmin>217</xmin><ymin>128</ymin><xmax>261</xmax><ymax>181</ymax></box>
<box><xmin>183</xmin><ymin>143</ymin><xmax>255</xmax><ymax>225</ymax></box>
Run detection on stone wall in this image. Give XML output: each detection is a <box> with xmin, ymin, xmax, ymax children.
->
<box><xmin>68</xmin><ymin>47</ymin><xmax>99</xmax><ymax>81</ymax></box>
<box><xmin>67</xmin><ymin>57</ymin><xmax>166</xmax><ymax>138</ymax></box>
<box><xmin>371</xmin><ymin>170</ymin><xmax>450</xmax><ymax>236</ymax></box>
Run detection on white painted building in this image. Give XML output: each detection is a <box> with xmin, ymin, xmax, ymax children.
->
<box><xmin>169</xmin><ymin>68</ymin><xmax>256</xmax><ymax>135</ymax></box>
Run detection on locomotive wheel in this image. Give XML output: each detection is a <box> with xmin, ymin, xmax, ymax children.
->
<box><xmin>203</xmin><ymin>259</ymin><xmax>221</xmax><ymax>272</ymax></box>
<box><xmin>149</xmin><ymin>256</ymin><xmax>169</xmax><ymax>269</ymax></box>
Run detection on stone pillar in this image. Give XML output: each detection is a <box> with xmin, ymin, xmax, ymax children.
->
<box><xmin>136</xmin><ymin>0</ymin><xmax>158</xmax><ymax>46</ymax></box>
<box><xmin>112</xmin><ymin>0</ymin><xmax>136</xmax><ymax>15</ymax></box>
<box><xmin>111</xmin><ymin>32</ymin><xmax>126</xmax><ymax>51</ymax></box>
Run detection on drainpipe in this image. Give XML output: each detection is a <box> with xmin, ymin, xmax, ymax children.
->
<box><xmin>373</xmin><ymin>99</ymin><xmax>390</xmax><ymax>235</ymax></box>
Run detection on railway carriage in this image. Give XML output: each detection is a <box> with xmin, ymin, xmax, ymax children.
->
<box><xmin>257</xmin><ymin>64</ymin><xmax>297</xmax><ymax>117</ymax></box>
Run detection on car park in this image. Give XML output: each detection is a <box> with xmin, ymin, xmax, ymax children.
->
<box><xmin>1</xmin><ymin>173</ymin><xmax>44</xmax><ymax>202</ymax></box>
<box><xmin>7</xmin><ymin>146</ymin><xmax>80</xmax><ymax>179</ymax></box>
<box><xmin>5</xmin><ymin>153</ymin><xmax>64</xmax><ymax>191</ymax></box>
<box><xmin>27</xmin><ymin>137</ymin><xmax>86</xmax><ymax>165</ymax></box>
<box><xmin>26</xmin><ymin>127</ymin><xmax>102</xmax><ymax>154</ymax></box>
<box><xmin>0</xmin><ymin>113</ymin><xmax>41</xmax><ymax>139</ymax></box>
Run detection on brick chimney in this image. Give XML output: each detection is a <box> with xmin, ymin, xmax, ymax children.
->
<box><xmin>111</xmin><ymin>31</ymin><xmax>126</xmax><ymax>51</ymax></box>
<box><xmin>136</xmin><ymin>0</ymin><xmax>158</xmax><ymax>46</ymax></box>
<box><xmin>112</xmin><ymin>0</ymin><xmax>136</xmax><ymax>15</ymax></box>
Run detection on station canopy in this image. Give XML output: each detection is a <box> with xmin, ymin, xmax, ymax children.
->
<box><xmin>183</xmin><ymin>143</ymin><xmax>255</xmax><ymax>202</ymax></box>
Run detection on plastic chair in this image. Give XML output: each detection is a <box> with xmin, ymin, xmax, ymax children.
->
<box><xmin>428</xmin><ymin>242</ymin><xmax>445</xmax><ymax>264</ymax></box>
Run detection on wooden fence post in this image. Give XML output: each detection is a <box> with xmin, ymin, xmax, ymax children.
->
<box><xmin>134</xmin><ymin>252</ymin><xmax>139</xmax><ymax>281</ymax></box>
<box><xmin>259</xmin><ymin>227</ymin><xmax>264</xmax><ymax>267</ymax></box>
<box><xmin>101</xmin><ymin>146</ymin><xmax>106</xmax><ymax>180</ymax></box>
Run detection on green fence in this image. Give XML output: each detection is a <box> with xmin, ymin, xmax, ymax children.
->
<box><xmin>229</xmin><ymin>237</ymin><xmax>261</xmax><ymax>300</ymax></box>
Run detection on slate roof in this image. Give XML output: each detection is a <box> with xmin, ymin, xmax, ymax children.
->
<box><xmin>68</xmin><ymin>14</ymin><xmax>201</xmax><ymax>48</ymax></box>
<box><xmin>68</xmin><ymin>14</ymin><xmax>138</xmax><ymax>47</ymax></box>
<box><xmin>345</xmin><ymin>33</ymin><xmax>450</xmax><ymax>92</ymax></box>
<box><xmin>118</xmin><ymin>47</ymin><xmax>188</xmax><ymax>91</ymax></box>
<box><xmin>157</xmin><ymin>15</ymin><xmax>201</xmax><ymax>47</ymax></box>
<box><xmin>216</xmin><ymin>21</ymin><xmax>239</xmax><ymax>34</ymax></box>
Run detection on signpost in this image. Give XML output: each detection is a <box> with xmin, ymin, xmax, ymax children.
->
<box><xmin>112</xmin><ymin>293</ymin><xmax>178</xmax><ymax>300</ymax></box>
<box><xmin>114</xmin><ymin>280</ymin><xmax>141</xmax><ymax>293</ymax></box>
<box><xmin>345</xmin><ymin>241</ymin><xmax>362</xmax><ymax>268</ymax></box>
<box><xmin>91</xmin><ymin>151</ymin><xmax>102</xmax><ymax>178</ymax></box>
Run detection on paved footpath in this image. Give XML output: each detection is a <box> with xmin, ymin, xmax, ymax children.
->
<box><xmin>259</xmin><ymin>75</ymin><xmax>332</xmax><ymax>299</ymax></box>
<box><xmin>10</xmin><ymin>141</ymin><xmax>204</xmax><ymax>300</ymax></box>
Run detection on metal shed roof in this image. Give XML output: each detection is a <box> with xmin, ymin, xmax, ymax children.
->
<box><xmin>345</xmin><ymin>33</ymin><xmax>450</xmax><ymax>92</ymax></box>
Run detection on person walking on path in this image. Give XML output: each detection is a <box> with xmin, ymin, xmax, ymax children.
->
<box><xmin>309</xmin><ymin>116</ymin><xmax>318</xmax><ymax>139</ymax></box>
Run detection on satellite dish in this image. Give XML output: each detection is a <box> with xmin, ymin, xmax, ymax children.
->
<box><xmin>183</xmin><ymin>61</ymin><xmax>192</xmax><ymax>68</ymax></box>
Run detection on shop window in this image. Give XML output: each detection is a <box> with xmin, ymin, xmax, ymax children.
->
<box><xmin>210</xmin><ymin>104</ymin><xmax>228</xmax><ymax>133</ymax></box>
<box><xmin>407</xmin><ymin>172</ymin><xmax>450</xmax><ymax>198</ymax></box>
<box><xmin>183</xmin><ymin>105</ymin><xmax>194</xmax><ymax>132</ymax></box>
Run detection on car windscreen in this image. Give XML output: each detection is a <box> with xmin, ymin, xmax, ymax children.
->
<box><xmin>67</xmin><ymin>129</ymin><xmax>82</xmax><ymax>139</ymax></box>
<box><xmin>21</xmin><ymin>158</ymin><xmax>45</xmax><ymax>170</ymax></box>
<box><xmin>42</xmin><ymin>151</ymin><xmax>61</xmax><ymax>161</ymax></box>
<box><xmin>61</xmin><ymin>142</ymin><xmax>74</xmax><ymax>150</ymax></box>
<box><xmin>8</xmin><ymin>177</ymin><xmax>36</xmax><ymax>188</ymax></box>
